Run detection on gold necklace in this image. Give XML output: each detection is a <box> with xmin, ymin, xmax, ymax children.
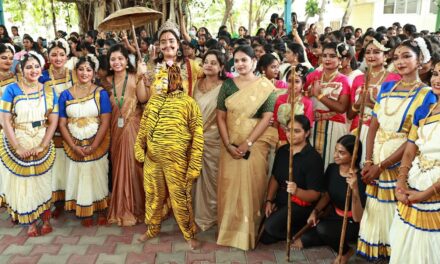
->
<box><xmin>20</xmin><ymin>81</ymin><xmax>42</xmax><ymax>103</ymax></box>
<box><xmin>22</xmin><ymin>79</ymin><xmax>38</xmax><ymax>89</ymax></box>
<box><xmin>384</xmin><ymin>80</ymin><xmax>419</xmax><ymax>116</ymax></box>
<box><xmin>199</xmin><ymin>78</ymin><xmax>221</xmax><ymax>94</ymax></box>
<box><xmin>0</xmin><ymin>70</ymin><xmax>11</xmax><ymax>78</ymax></box>
<box><xmin>321</xmin><ymin>70</ymin><xmax>338</xmax><ymax>83</ymax></box>
<box><xmin>74</xmin><ymin>82</ymin><xmax>93</xmax><ymax>98</ymax></box>
<box><xmin>49</xmin><ymin>66</ymin><xmax>70</xmax><ymax>88</ymax></box>
<box><xmin>370</xmin><ymin>68</ymin><xmax>385</xmax><ymax>78</ymax></box>
<box><xmin>368</xmin><ymin>71</ymin><xmax>387</xmax><ymax>104</ymax></box>
<box><xmin>401</xmin><ymin>79</ymin><xmax>419</xmax><ymax>87</ymax></box>
<box><xmin>419</xmin><ymin>102</ymin><xmax>440</xmax><ymax>142</ymax></box>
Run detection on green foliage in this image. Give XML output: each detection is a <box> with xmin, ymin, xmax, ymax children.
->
<box><xmin>305</xmin><ymin>0</ymin><xmax>321</xmax><ymax>17</ymax></box>
<box><xmin>4</xmin><ymin>0</ymin><xmax>78</xmax><ymax>32</ymax></box>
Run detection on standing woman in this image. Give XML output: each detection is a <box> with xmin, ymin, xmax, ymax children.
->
<box><xmin>305</xmin><ymin>42</ymin><xmax>351</xmax><ymax>169</ymax></box>
<box><xmin>193</xmin><ymin>50</ymin><xmax>226</xmax><ymax>231</ymax></box>
<box><xmin>0</xmin><ymin>44</ymin><xmax>18</xmax><ymax>95</ymax></box>
<box><xmin>216</xmin><ymin>45</ymin><xmax>278</xmax><ymax>250</ymax></box>
<box><xmin>389</xmin><ymin>62</ymin><xmax>440</xmax><ymax>264</ymax></box>
<box><xmin>357</xmin><ymin>40</ymin><xmax>435</xmax><ymax>261</ymax></box>
<box><xmin>146</xmin><ymin>20</ymin><xmax>202</xmax><ymax>97</ymax></box>
<box><xmin>279</xmin><ymin>43</ymin><xmax>307</xmax><ymax>82</ymax></box>
<box><xmin>347</xmin><ymin>37</ymin><xmax>401</xmax><ymax>165</ymax></box>
<box><xmin>58</xmin><ymin>55</ymin><xmax>111</xmax><ymax>227</ymax></box>
<box><xmin>0</xmin><ymin>52</ymin><xmax>58</xmax><ymax>236</ymax></box>
<box><xmin>106</xmin><ymin>44</ymin><xmax>149</xmax><ymax>226</ymax></box>
<box><xmin>39</xmin><ymin>39</ymin><xmax>76</xmax><ymax>210</ymax></box>
<box><xmin>256</xmin><ymin>53</ymin><xmax>288</xmax><ymax>96</ymax></box>
<box><xmin>274</xmin><ymin>65</ymin><xmax>313</xmax><ymax>145</ymax></box>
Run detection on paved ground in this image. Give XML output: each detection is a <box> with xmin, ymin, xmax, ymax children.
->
<box><xmin>0</xmin><ymin>209</ymin><xmax>370</xmax><ymax>264</ymax></box>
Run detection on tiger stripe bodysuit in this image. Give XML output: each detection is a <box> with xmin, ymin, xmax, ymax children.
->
<box><xmin>134</xmin><ymin>89</ymin><xmax>204</xmax><ymax>240</ymax></box>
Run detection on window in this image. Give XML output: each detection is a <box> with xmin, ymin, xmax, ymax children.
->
<box><xmin>383</xmin><ymin>0</ymin><xmax>421</xmax><ymax>14</ymax></box>
<box><xmin>430</xmin><ymin>0</ymin><xmax>439</xmax><ymax>14</ymax></box>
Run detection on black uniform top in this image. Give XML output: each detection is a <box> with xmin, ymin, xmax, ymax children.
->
<box><xmin>324</xmin><ymin>163</ymin><xmax>367</xmax><ymax>212</ymax></box>
<box><xmin>272</xmin><ymin>143</ymin><xmax>325</xmax><ymax>207</ymax></box>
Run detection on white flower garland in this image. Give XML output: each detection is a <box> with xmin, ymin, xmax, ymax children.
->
<box><xmin>4</xmin><ymin>43</ymin><xmax>16</xmax><ymax>54</ymax></box>
<box><xmin>86</xmin><ymin>54</ymin><xmax>99</xmax><ymax>72</ymax></box>
<box><xmin>27</xmin><ymin>50</ymin><xmax>45</xmax><ymax>66</ymax></box>
<box><xmin>49</xmin><ymin>38</ymin><xmax>70</xmax><ymax>55</ymax></box>
<box><xmin>414</xmin><ymin>37</ymin><xmax>431</xmax><ymax>64</ymax></box>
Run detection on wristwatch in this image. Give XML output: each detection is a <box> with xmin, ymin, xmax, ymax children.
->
<box><xmin>246</xmin><ymin>139</ymin><xmax>253</xmax><ymax>147</ymax></box>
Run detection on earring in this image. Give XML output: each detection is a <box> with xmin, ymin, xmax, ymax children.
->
<box><xmin>383</xmin><ymin>61</ymin><xmax>387</xmax><ymax>66</ymax></box>
<box><xmin>177</xmin><ymin>50</ymin><xmax>182</xmax><ymax>57</ymax></box>
<box><xmin>109</xmin><ymin>67</ymin><xmax>113</xmax><ymax>71</ymax></box>
<box><xmin>158</xmin><ymin>52</ymin><xmax>163</xmax><ymax>59</ymax></box>
<box><xmin>126</xmin><ymin>65</ymin><xmax>129</xmax><ymax>69</ymax></box>
<box><xmin>262</xmin><ymin>71</ymin><xmax>266</xmax><ymax>78</ymax></box>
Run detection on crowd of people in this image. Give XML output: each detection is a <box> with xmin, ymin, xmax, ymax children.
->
<box><xmin>0</xmin><ymin>11</ymin><xmax>440</xmax><ymax>263</ymax></box>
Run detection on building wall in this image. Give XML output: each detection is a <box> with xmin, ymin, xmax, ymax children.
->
<box><xmin>293</xmin><ymin>0</ymin><xmax>436</xmax><ymax>32</ymax></box>
<box><xmin>351</xmin><ymin>0</ymin><xmax>436</xmax><ymax>31</ymax></box>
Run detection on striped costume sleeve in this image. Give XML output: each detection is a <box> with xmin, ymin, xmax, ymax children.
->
<box><xmin>134</xmin><ymin>104</ymin><xmax>150</xmax><ymax>163</ymax></box>
<box><xmin>186</xmin><ymin>99</ymin><xmax>204</xmax><ymax>180</ymax></box>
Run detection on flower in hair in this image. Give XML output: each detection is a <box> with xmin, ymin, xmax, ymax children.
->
<box><xmin>26</xmin><ymin>51</ymin><xmax>45</xmax><ymax>66</ymax></box>
<box><xmin>4</xmin><ymin>43</ymin><xmax>16</xmax><ymax>55</ymax></box>
<box><xmin>86</xmin><ymin>54</ymin><xmax>100</xmax><ymax>72</ymax></box>
<box><xmin>413</xmin><ymin>37</ymin><xmax>431</xmax><ymax>64</ymax></box>
<box><xmin>49</xmin><ymin>38</ymin><xmax>70</xmax><ymax>55</ymax></box>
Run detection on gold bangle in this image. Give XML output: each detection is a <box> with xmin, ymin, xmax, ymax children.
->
<box><xmin>317</xmin><ymin>93</ymin><xmax>325</xmax><ymax>100</ymax></box>
<box><xmin>364</xmin><ymin>160</ymin><xmax>373</xmax><ymax>166</ymax></box>
<box><xmin>351</xmin><ymin>104</ymin><xmax>359</xmax><ymax>112</ymax></box>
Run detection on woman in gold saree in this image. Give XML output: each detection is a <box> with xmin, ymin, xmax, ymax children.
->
<box><xmin>193</xmin><ymin>50</ymin><xmax>226</xmax><ymax>231</ymax></box>
<box><xmin>216</xmin><ymin>45</ymin><xmax>278</xmax><ymax>250</ymax></box>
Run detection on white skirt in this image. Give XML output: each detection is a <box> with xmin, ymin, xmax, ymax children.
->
<box><xmin>64</xmin><ymin>154</ymin><xmax>109</xmax><ymax>217</ymax></box>
<box><xmin>357</xmin><ymin>197</ymin><xmax>395</xmax><ymax>261</ymax></box>
<box><xmin>52</xmin><ymin>148</ymin><xmax>67</xmax><ymax>202</ymax></box>
<box><xmin>389</xmin><ymin>157</ymin><xmax>440</xmax><ymax>264</ymax></box>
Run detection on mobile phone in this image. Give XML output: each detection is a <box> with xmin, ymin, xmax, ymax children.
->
<box><xmin>232</xmin><ymin>144</ymin><xmax>251</xmax><ymax>160</ymax></box>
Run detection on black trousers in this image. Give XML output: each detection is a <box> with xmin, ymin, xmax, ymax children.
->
<box><xmin>301</xmin><ymin>211</ymin><xmax>359</xmax><ymax>254</ymax></box>
<box><xmin>260</xmin><ymin>203</ymin><xmax>313</xmax><ymax>244</ymax></box>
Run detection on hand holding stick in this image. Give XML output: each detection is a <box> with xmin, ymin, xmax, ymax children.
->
<box><xmin>337</xmin><ymin>69</ymin><xmax>371</xmax><ymax>263</ymax></box>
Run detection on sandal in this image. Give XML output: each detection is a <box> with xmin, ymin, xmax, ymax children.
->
<box><xmin>27</xmin><ymin>225</ymin><xmax>39</xmax><ymax>237</ymax></box>
<box><xmin>81</xmin><ymin>218</ymin><xmax>94</xmax><ymax>227</ymax></box>
<box><xmin>41</xmin><ymin>224</ymin><xmax>53</xmax><ymax>235</ymax></box>
<box><xmin>97</xmin><ymin>216</ymin><xmax>107</xmax><ymax>226</ymax></box>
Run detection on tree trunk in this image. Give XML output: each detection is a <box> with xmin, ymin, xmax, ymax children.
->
<box><xmin>318</xmin><ymin>0</ymin><xmax>326</xmax><ymax>29</ymax></box>
<box><xmin>94</xmin><ymin>0</ymin><xmax>106</xmax><ymax>31</ymax></box>
<box><xmin>169</xmin><ymin>0</ymin><xmax>176</xmax><ymax>22</ymax></box>
<box><xmin>221</xmin><ymin>0</ymin><xmax>233</xmax><ymax>26</ymax></box>
<box><xmin>341</xmin><ymin>0</ymin><xmax>353</xmax><ymax>27</ymax></box>
<box><xmin>50</xmin><ymin>0</ymin><xmax>57</xmax><ymax>37</ymax></box>
<box><xmin>161</xmin><ymin>0</ymin><xmax>167</xmax><ymax>23</ymax></box>
<box><xmin>248</xmin><ymin>0</ymin><xmax>253</xmax><ymax>35</ymax></box>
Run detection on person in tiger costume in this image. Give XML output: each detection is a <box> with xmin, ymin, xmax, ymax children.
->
<box><xmin>134</xmin><ymin>63</ymin><xmax>204</xmax><ymax>249</ymax></box>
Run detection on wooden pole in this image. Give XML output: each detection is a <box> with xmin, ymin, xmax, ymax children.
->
<box><xmin>337</xmin><ymin>68</ymin><xmax>371</xmax><ymax>263</ymax></box>
<box><xmin>130</xmin><ymin>18</ymin><xmax>143</xmax><ymax>61</ymax></box>
<box><xmin>286</xmin><ymin>67</ymin><xmax>297</xmax><ymax>262</ymax></box>
<box><xmin>248</xmin><ymin>0</ymin><xmax>253</xmax><ymax>36</ymax></box>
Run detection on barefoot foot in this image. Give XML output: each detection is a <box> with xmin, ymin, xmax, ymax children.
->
<box><xmin>187</xmin><ymin>238</ymin><xmax>200</xmax><ymax>250</ymax></box>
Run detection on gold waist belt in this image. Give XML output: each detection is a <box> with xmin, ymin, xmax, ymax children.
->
<box><xmin>418</xmin><ymin>154</ymin><xmax>440</xmax><ymax>173</ymax></box>
<box><xmin>376</xmin><ymin>128</ymin><xmax>406</xmax><ymax>143</ymax></box>
<box><xmin>314</xmin><ymin>111</ymin><xmax>336</xmax><ymax>121</ymax></box>
<box><xmin>68</xmin><ymin>117</ymin><xmax>100</xmax><ymax>128</ymax></box>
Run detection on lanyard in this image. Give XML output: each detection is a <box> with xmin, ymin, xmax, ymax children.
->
<box><xmin>112</xmin><ymin>73</ymin><xmax>128</xmax><ymax>110</ymax></box>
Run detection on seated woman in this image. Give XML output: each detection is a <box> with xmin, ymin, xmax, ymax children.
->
<box><xmin>260</xmin><ymin>115</ymin><xmax>324</xmax><ymax>244</ymax></box>
<box><xmin>291</xmin><ymin>134</ymin><xmax>366</xmax><ymax>264</ymax></box>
